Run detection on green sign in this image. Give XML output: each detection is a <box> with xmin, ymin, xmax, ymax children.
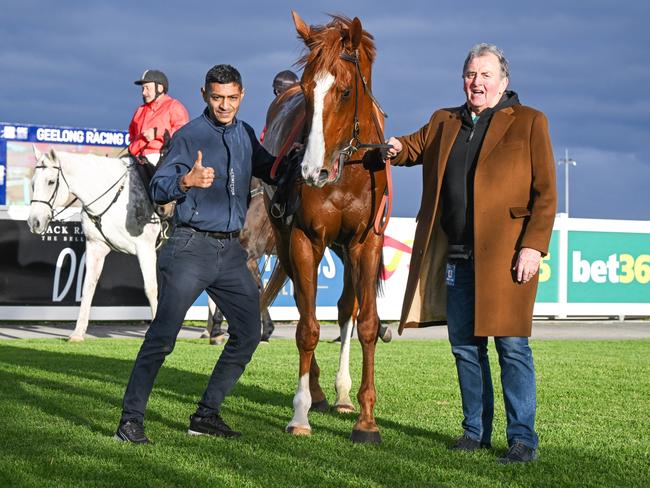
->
<box><xmin>568</xmin><ymin>231</ymin><xmax>650</xmax><ymax>303</ymax></box>
<box><xmin>536</xmin><ymin>230</ymin><xmax>559</xmax><ymax>303</ymax></box>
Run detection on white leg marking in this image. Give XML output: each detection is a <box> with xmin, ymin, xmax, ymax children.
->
<box><xmin>70</xmin><ymin>240</ymin><xmax>110</xmax><ymax>341</ymax></box>
<box><xmin>335</xmin><ymin>318</ymin><xmax>354</xmax><ymax>409</ymax></box>
<box><xmin>302</xmin><ymin>71</ymin><xmax>335</xmax><ymax>184</ymax></box>
<box><xmin>287</xmin><ymin>373</ymin><xmax>312</xmax><ymax>430</ymax></box>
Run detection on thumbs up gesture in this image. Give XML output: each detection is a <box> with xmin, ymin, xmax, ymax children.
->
<box><xmin>180</xmin><ymin>151</ymin><xmax>215</xmax><ymax>191</ymax></box>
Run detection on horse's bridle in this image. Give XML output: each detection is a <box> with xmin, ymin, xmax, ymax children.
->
<box><xmin>338</xmin><ymin>48</ymin><xmax>394</xmax><ymax>234</ymax></box>
<box><xmin>32</xmin><ymin>158</ymin><xmax>129</xmax><ymax>231</ymax></box>
<box><xmin>31</xmin><ymin>162</ymin><xmax>78</xmax><ymax>219</ymax></box>
<box><xmin>338</xmin><ymin>49</ymin><xmax>392</xmax><ymax>160</ymax></box>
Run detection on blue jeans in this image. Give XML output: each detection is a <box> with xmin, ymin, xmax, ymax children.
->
<box><xmin>121</xmin><ymin>227</ymin><xmax>261</xmax><ymax>423</ymax></box>
<box><xmin>446</xmin><ymin>259</ymin><xmax>538</xmax><ymax>449</ymax></box>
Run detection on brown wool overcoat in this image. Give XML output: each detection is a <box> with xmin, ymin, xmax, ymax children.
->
<box><xmin>395</xmin><ymin>104</ymin><xmax>557</xmax><ymax>337</ymax></box>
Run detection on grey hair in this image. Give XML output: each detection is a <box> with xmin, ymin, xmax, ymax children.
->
<box><xmin>463</xmin><ymin>43</ymin><xmax>510</xmax><ymax>79</ymax></box>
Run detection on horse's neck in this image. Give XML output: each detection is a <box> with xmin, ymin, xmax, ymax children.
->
<box><xmin>59</xmin><ymin>153</ymin><xmax>127</xmax><ymax>205</ymax></box>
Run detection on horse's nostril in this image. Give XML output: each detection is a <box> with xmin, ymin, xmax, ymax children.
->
<box><xmin>318</xmin><ymin>170</ymin><xmax>329</xmax><ymax>183</ymax></box>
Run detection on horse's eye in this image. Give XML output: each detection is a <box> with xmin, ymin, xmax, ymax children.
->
<box><xmin>342</xmin><ymin>88</ymin><xmax>351</xmax><ymax>99</ymax></box>
<box><xmin>48</xmin><ymin>180</ymin><xmax>55</xmax><ymax>186</ymax></box>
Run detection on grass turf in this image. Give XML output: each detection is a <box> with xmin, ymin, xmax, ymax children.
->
<box><xmin>0</xmin><ymin>337</ymin><xmax>648</xmax><ymax>487</ymax></box>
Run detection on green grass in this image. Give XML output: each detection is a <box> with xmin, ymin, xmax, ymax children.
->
<box><xmin>0</xmin><ymin>337</ymin><xmax>648</xmax><ymax>487</ymax></box>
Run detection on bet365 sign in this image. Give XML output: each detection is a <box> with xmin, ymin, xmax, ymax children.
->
<box><xmin>568</xmin><ymin>232</ymin><xmax>649</xmax><ymax>303</ymax></box>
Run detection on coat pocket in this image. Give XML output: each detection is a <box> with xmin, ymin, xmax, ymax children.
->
<box><xmin>509</xmin><ymin>206</ymin><xmax>531</xmax><ymax>218</ymax></box>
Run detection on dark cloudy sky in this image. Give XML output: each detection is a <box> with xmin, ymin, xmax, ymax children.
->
<box><xmin>2</xmin><ymin>0</ymin><xmax>648</xmax><ymax>220</ymax></box>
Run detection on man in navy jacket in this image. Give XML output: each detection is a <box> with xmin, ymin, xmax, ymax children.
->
<box><xmin>116</xmin><ymin>65</ymin><xmax>276</xmax><ymax>444</ymax></box>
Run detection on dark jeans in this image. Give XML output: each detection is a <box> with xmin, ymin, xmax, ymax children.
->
<box><xmin>121</xmin><ymin>227</ymin><xmax>261</xmax><ymax>423</ymax></box>
<box><xmin>446</xmin><ymin>258</ymin><xmax>538</xmax><ymax>449</ymax></box>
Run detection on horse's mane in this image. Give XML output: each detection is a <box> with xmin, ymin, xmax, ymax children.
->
<box><xmin>296</xmin><ymin>14</ymin><xmax>376</xmax><ymax>89</ymax></box>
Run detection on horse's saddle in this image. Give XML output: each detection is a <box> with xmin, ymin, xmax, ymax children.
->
<box><xmin>269</xmin><ymin>146</ymin><xmax>303</xmax><ymax>224</ymax></box>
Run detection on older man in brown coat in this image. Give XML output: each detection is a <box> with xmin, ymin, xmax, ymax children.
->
<box><xmin>386</xmin><ymin>43</ymin><xmax>556</xmax><ymax>463</ymax></box>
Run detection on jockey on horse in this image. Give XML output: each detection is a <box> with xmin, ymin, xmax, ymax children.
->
<box><xmin>129</xmin><ymin>69</ymin><xmax>189</xmax><ymax>227</ymax></box>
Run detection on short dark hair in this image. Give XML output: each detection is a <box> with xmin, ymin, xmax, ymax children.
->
<box><xmin>205</xmin><ymin>64</ymin><xmax>242</xmax><ymax>88</ymax></box>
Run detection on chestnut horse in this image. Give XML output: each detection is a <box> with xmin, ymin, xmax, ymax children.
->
<box><xmin>262</xmin><ymin>12</ymin><xmax>389</xmax><ymax>443</ymax></box>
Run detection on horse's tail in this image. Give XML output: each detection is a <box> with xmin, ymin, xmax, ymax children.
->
<box><xmin>260</xmin><ymin>258</ymin><xmax>288</xmax><ymax>310</ymax></box>
<box><xmin>376</xmin><ymin>234</ymin><xmax>385</xmax><ymax>298</ymax></box>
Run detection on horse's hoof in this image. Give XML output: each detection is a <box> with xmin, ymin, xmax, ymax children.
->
<box><xmin>68</xmin><ymin>335</ymin><xmax>84</xmax><ymax>343</ymax></box>
<box><xmin>286</xmin><ymin>425</ymin><xmax>312</xmax><ymax>436</ymax></box>
<box><xmin>209</xmin><ymin>334</ymin><xmax>227</xmax><ymax>346</ymax></box>
<box><xmin>310</xmin><ymin>399</ymin><xmax>330</xmax><ymax>412</ymax></box>
<box><xmin>350</xmin><ymin>429</ymin><xmax>381</xmax><ymax>444</ymax></box>
<box><xmin>379</xmin><ymin>327</ymin><xmax>392</xmax><ymax>343</ymax></box>
<box><xmin>333</xmin><ymin>404</ymin><xmax>355</xmax><ymax>414</ymax></box>
<box><xmin>199</xmin><ymin>330</ymin><xmax>210</xmax><ymax>339</ymax></box>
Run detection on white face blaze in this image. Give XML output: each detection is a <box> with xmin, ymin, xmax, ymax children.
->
<box><xmin>301</xmin><ymin>71</ymin><xmax>335</xmax><ymax>186</ymax></box>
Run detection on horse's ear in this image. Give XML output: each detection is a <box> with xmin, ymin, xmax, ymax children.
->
<box><xmin>292</xmin><ymin>11</ymin><xmax>310</xmax><ymax>43</ymax></box>
<box><xmin>350</xmin><ymin>17</ymin><xmax>363</xmax><ymax>50</ymax></box>
<box><xmin>33</xmin><ymin>145</ymin><xmax>42</xmax><ymax>161</ymax></box>
<box><xmin>48</xmin><ymin>148</ymin><xmax>59</xmax><ymax>164</ymax></box>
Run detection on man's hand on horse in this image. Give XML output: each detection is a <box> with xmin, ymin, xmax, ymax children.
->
<box><xmin>181</xmin><ymin>151</ymin><xmax>215</xmax><ymax>191</ymax></box>
<box><xmin>385</xmin><ymin>137</ymin><xmax>402</xmax><ymax>158</ymax></box>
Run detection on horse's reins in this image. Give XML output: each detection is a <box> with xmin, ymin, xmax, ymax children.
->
<box><xmin>82</xmin><ymin>169</ymin><xmax>129</xmax><ymax>252</ymax></box>
<box><xmin>339</xmin><ymin>49</ymin><xmax>393</xmax><ymax>235</ymax></box>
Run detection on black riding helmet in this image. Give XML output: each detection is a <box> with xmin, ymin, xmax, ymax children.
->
<box><xmin>134</xmin><ymin>69</ymin><xmax>169</xmax><ymax>96</ymax></box>
<box><xmin>272</xmin><ymin>70</ymin><xmax>299</xmax><ymax>96</ymax></box>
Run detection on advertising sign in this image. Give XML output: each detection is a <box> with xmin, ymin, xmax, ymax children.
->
<box><xmin>190</xmin><ymin>218</ymin><xmax>416</xmax><ymax>320</ymax></box>
<box><xmin>0</xmin><ymin>122</ymin><xmax>129</xmax><ymax>206</ymax></box>
<box><xmin>0</xmin><ymin>219</ymin><xmax>148</xmax><ymax>307</ymax></box>
<box><xmin>535</xmin><ymin>230</ymin><xmax>560</xmax><ymax>303</ymax></box>
<box><xmin>568</xmin><ymin>231</ymin><xmax>649</xmax><ymax>303</ymax></box>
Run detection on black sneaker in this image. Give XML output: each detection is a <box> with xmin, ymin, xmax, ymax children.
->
<box><xmin>188</xmin><ymin>413</ymin><xmax>241</xmax><ymax>438</ymax></box>
<box><xmin>449</xmin><ymin>434</ymin><xmax>491</xmax><ymax>451</ymax></box>
<box><xmin>498</xmin><ymin>442</ymin><xmax>538</xmax><ymax>464</ymax></box>
<box><xmin>114</xmin><ymin>420</ymin><xmax>151</xmax><ymax>444</ymax></box>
